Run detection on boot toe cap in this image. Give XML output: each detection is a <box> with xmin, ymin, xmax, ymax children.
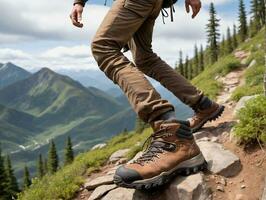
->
<box><xmin>114</xmin><ymin>165</ymin><xmax>143</xmax><ymax>184</ymax></box>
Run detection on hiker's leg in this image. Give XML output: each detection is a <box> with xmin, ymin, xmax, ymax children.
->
<box><xmin>91</xmin><ymin>0</ymin><xmax>174</xmax><ymax>123</ymax></box>
<box><xmin>128</xmin><ymin>21</ymin><xmax>203</xmax><ymax>108</ymax></box>
<box><xmin>128</xmin><ymin>22</ymin><xmax>224</xmax><ymax>132</ymax></box>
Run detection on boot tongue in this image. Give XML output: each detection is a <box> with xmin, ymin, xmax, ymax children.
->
<box><xmin>160</xmin><ymin>122</ymin><xmax>180</xmax><ymax>132</ymax></box>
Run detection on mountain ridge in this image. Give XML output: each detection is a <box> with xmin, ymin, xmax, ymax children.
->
<box><xmin>0</xmin><ymin>62</ymin><xmax>31</xmax><ymax>89</ymax></box>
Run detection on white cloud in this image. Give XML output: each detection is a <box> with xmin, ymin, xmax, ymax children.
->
<box><xmin>0</xmin><ymin>0</ymin><xmax>237</xmax><ymax>70</ymax></box>
<box><xmin>41</xmin><ymin>45</ymin><xmax>92</xmax><ymax>59</ymax></box>
<box><xmin>0</xmin><ymin>49</ymin><xmax>32</xmax><ymax>60</ymax></box>
<box><xmin>201</xmin><ymin>0</ymin><xmax>231</xmax><ymax>5</ymax></box>
<box><xmin>0</xmin><ymin>0</ymin><xmax>109</xmax><ymax>43</ymax></box>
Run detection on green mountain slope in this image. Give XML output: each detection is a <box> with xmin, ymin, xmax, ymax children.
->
<box><xmin>0</xmin><ymin>67</ymin><xmax>137</xmax><ymax>182</ymax></box>
<box><xmin>0</xmin><ymin>104</ymin><xmax>41</xmax><ymax>152</ymax></box>
<box><xmin>0</xmin><ymin>62</ymin><xmax>31</xmax><ymax>89</ymax></box>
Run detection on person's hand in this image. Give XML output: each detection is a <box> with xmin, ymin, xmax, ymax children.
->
<box><xmin>70</xmin><ymin>4</ymin><xmax>84</xmax><ymax>28</ymax></box>
<box><xmin>185</xmin><ymin>0</ymin><xmax>202</xmax><ymax>18</ymax></box>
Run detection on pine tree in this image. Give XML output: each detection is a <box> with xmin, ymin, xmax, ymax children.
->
<box><xmin>64</xmin><ymin>137</ymin><xmax>74</xmax><ymax>166</ymax></box>
<box><xmin>251</xmin><ymin>0</ymin><xmax>261</xmax><ymax>26</ymax></box>
<box><xmin>37</xmin><ymin>154</ymin><xmax>44</xmax><ymax>179</ymax></box>
<box><xmin>220</xmin><ymin>35</ymin><xmax>226</xmax><ymax>57</ymax></box>
<box><xmin>178</xmin><ymin>50</ymin><xmax>184</xmax><ymax>76</ymax></box>
<box><xmin>48</xmin><ymin>140</ymin><xmax>58</xmax><ymax>174</ymax></box>
<box><xmin>199</xmin><ymin>45</ymin><xmax>204</xmax><ymax>72</ymax></box>
<box><xmin>206</xmin><ymin>3</ymin><xmax>220</xmax><ymax>64</ymax></box>
<box><xmin>226</xmin><ymin>27</ymin><xmax>234</xmax><ymax>54</ymax></box>
<box><xmin>184</xmin><ymin>55</ymin><xmax>189</xmax><ymax>79</ymax></box>
<box><xmin>43</xmin><ymin>158</ymin><xmax>48</xmax><ymax>175</ymax></box>
<box><xmin>238</xmin><ymin>0</ymin><xmax>248</xmax><ymax>42</ymax></box>
<box><xmin>193</xmin><ymin>44</ymin><xmax>199</xmax><ymax>76</ymax></box>
<box><xmin>23</xmin><ymin>166</ymin><xmax>31</xmax><ymax>190</ymax></box>
<box><xmin>188</xmin><ymin>61</ymin><xmax>193</xmax><ymax>80</ymax></box>
<box><xmin>258</xmin><ymin>0</ymin><xmax>266</xmax><ymax>25</ymax></box>
<box><xmin>5</xmin><ymin>156</ymin><xmax>19</xmax><ymax>198</ymax></box>
<box><xmin>0</xmin><ymin>146</ymin><xmax>9</xmax><ymax>199</ymax></box>
<box><xmin>233</xmin><ymin>24</ymin><xmax>238</xmax><ymax>48</ymax></box>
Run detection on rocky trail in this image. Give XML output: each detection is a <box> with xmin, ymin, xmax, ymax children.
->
<box><xmin>74</xmin><ymin>51</ymin><xmax>266</xmax><ymax>200</ymax></box>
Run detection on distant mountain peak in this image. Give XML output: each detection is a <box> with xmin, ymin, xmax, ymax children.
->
<box><xmin>3</xmin><ymin>62</ymin><xmax>20</xmax><ymax>69</ymax></box>
<box><xmin>40</xmin><ymin>67</ymin><xmax>53</xmax><ymax>72</ymax></box>
<box><xmin>0</xmin><ymin>62</ymin><xmax>31</xmax><ymax>89</ymax></box>
<box><xmin>1</xmin><ymin>62</ymin><xmax>31</xmax><ymax>75</ymax></box>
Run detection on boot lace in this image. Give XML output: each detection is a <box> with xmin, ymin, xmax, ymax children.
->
<box><xmin>133</xmin><ymin>127</ymin><xmax>176</xmax><ymax>166</ymax></box>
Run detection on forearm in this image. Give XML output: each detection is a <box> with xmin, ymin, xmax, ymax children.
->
<box><xmin>73</xmin><ymin>0</ymin><xmax>88</xmax><ymax>7</ymax></box>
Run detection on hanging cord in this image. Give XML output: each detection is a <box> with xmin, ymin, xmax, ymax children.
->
<box><xmin>161</xmin><ymin>8</ymin><xmax>169</xmax><ymax>24</ymax></box>
<box><xmin>161</xmin><ymin>0</ymin><xmax>176</xmax><ymax>24</ymax></box>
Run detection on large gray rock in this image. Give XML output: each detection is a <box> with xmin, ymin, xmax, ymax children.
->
<box><xmin>194</xmin><ymin>131</ymin><xmax>216</xmax><ymax>141</ymax></box>
<box><xmin>101</xmin><ymin>173</ymin><xmax>211</xmax><ymax>200</ymax></box>
<box><xmin>247</xmin><ymin>59</ymin><xmax>256</xmax><ymax>68</ymax></box>
<box><xmin>88</xmin><ymin>184</ymin><xmax>117</xmax><ymax>200</ymax></box>
<box><xmin>101</xmin><ymin>187</ymin><xmax>153</xmax><ymax>200</ymax></box>
<box><xmin>233</xmin><ymin>95</ymin><xmax>258</xmax><ymax>117</ymax></box>
<box><xmin>84</xmin><ymin>175</ymin><xmax>114</xmax><ymax>190</ymax></box>
<box><xmin>164</xmin><ymin>173</ymin><xmax>211</xmax><ymax>200</ymax></box>
<box><xmin>197</xmin><ymin>141</ymin><xmax>241</xmax><ymax>177</ymax></box>
<box><xmin>91</xmin><ymin>143</ymin><xmax>106</xmax><ymax>150</ymax></box>
<box><xmin>109</xmin><ymin>149</ymin><xmax>130</xmax><ymax>164</ymax></box>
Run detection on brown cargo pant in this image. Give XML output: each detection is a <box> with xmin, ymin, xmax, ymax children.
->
<box><xmin>91</xmin><ymin>0</ymin><xmax>202</xmax><ymax>123</ymax></box>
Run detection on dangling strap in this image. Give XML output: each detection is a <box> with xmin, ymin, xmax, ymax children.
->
<box><xmin>170</xmin><ymin>0</ymin><xmax>175</xmax><ymax>22</ymax></box>
<box><xmin>161</xmin><ymin>0</ymin><xmax>176</xmax><ymax>24</ymax></box>
<box><xmin>161</xmin><ymin>8</ymin><xmax>169</xmax><ymax>24</ymax></box>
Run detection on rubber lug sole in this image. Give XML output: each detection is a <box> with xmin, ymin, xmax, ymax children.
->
<box><xmin>191</xmin><ymin>105</ymin><xmax>225</xmax><ymax>133</ymax></box>
<box><xmin>113</xmin><ymin>161</ymin><xmax>208</xmax><ymax>190</ymax></box>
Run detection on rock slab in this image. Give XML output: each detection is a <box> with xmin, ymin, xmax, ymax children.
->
<box><xmin>101</xmin><ymin>187</ymin><xmax>153</xmax><ymax>200</ymax></box>
<box><xmin>101</xmin><ymin>173</ymin><xmax>211</xmax><ymax>200</ymax></box>
<box><xmin>233</xmin><ymin>95</ymin><xmax>258</xmax><ymax>117</ymax></box>
<box><xmin>197</xmin><ymin>141</ymin><xmax>241</xmax><ymax>177</ymax></box>
<box><xmin>88</xmin><ymin>184</ymin><xmax>117</xmax><ymax>200</ymax></box>
<box><xmin>85</xmin><ymin>175</ymin><xmax>114</xmax><ymax>190</ymax></box>
<box><xmin>165</xmin><ymin>173</ymin><xmax>211</xmax><ymax>200</ymax></box>
<box><xmin>109</xmin><ymin>149</ymin><xmax>130</xmax><ymax>164</ymax></box>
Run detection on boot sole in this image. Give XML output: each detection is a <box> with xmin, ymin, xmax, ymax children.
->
<box><xmin>113</xmin><ymin>153</ymin><xmax>207</xmax><ymax>190</ymax></box>
<box><xmin>191</xmin><ymin>105</ymin><xmax>225</xmax><ymax>133</ymax></box>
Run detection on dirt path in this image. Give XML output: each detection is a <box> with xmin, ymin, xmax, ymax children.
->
<box><xmin>203</xmin><ymin>52</ymin><xmax>266</xmax><ymax>200</ymax></box>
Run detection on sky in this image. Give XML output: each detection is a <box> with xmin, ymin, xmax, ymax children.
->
<box><xmin>0</xmin><ymin>0</ymin><xmax>251</xmax><ymax>72</ymax></box>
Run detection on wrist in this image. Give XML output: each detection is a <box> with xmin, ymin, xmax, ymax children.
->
<box><xmin>73</xmin><ymin>1</ymin><xmax>85</xmax><ymax>7</ymax></box>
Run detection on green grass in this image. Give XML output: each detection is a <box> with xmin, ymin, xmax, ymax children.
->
<box><xmin>192</xmin><ymin>55</ymin><xmax>241</xmax><ymax>100</ymax></box>
<box><xmin>233</xmin><ymin>95</ymin><xmax>266</xmax><ymax>145</ymax></box>
<box><xmin>18</xmin><ymin>129</ymin><xmax>151</xmax><ymax>200</ymax></box>
<box><xmin>231</xmin><ymin>30</ymin><xmax>265</xmax><ymax>101</ymax></box>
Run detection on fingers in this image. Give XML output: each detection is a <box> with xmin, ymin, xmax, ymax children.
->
<box><xmin>185</xmin><ymin>0</ymin><xmax>190</xmax><ymax>13</ymax></box>
<box><xmin>77</xmin><ymin>11</ymin><xmax>82</xmax><ymax>23</ymax></box>
<box><xmin>70</xmin><ymin>10</ymin><xmax>83</xmax><ymax>28</ymax></box>
<box><xmin>192</xmin><ymin>2</ymin><xmax>202</xmax><ymax>18</ymax></box>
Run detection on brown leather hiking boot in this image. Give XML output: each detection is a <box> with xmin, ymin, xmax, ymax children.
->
<box><xmin>113</xmin><ymin>120</ymin><xmax>207</xmax><ymax>190</ymax></box>
<box><xmin>188</xmin><ymin>96</ymin><xmax>225</xmax><ymax>133</ymax></box>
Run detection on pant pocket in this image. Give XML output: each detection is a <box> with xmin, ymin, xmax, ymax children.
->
<box><xmin>123</xmin><ymin>0</ymin><xmax>154</xmax><ymax>18</ymax></box>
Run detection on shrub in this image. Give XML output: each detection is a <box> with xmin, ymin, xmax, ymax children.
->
<box><xmin>231</xmin><ymin>85</ymin><xmax>263</xmax><ymax>101</ymax></box>
<box><xmin>233</xmin><ymin>95</ymin><xmax>266</xmax><ymax>145</ymax></box>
